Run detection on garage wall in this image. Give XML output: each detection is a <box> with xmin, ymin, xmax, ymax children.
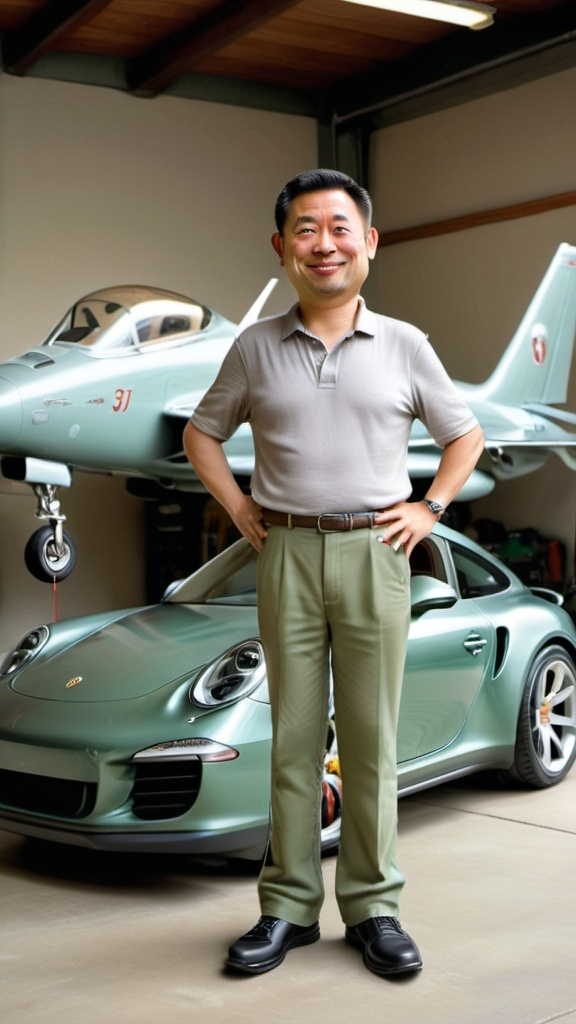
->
<box><xmin>0</xmin><ymin>75</ymin><xmax>316</xmax><ymax>651</ymax></box>
<box><xmin>367</xmin><ymin>66</ymin><xmax>576</xmax><ymax>579</ymax></box>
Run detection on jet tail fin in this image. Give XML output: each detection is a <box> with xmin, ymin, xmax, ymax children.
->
<box><xmin>237</xmin><ymin>278</ymin><xmax>278</xmax><ymax>333</ymax></box>
<box><xmin>478</xmin><ymin>243</ymin><xmax>576</xmax><ymax>406</ymax></box>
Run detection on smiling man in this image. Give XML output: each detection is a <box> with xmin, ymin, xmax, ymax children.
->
<box><xmin>183</xmin><ymin>169</ymin><xmax>484</xmax><ymax>979</ymax></box>
<box><xmin>272</xmin><ymin>187</ymin><xmax>378</xmax><ymax>315</ymax></box>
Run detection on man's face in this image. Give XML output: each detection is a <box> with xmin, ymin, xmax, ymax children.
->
<box><xmin>271</xmin><ymin>189</ymin><xmax>378</xmax><ymax>305</ymax></box>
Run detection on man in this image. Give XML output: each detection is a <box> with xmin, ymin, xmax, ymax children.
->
<box><xmin>183</xmin><ymin>169</ymin><xmax>484</xmax><ymax>978</ymax></box>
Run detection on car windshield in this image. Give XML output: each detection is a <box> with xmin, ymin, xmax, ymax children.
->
<box><xmin>42</xmin><ymin>289</ymin><xmax>212</xmax><ymax>353</ymax></box>
<box><xmin>165</xmin><ymin>540</ymin><xmax>257</xmax><ymax>606</ymax></box>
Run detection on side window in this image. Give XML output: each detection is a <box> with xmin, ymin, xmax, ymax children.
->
<box><xmin>451</xmin><ymin>544</ymin><xmax>509</xmax><ymax>599</ymax></box>
<box><xmin>409</xmin><ymin>538</ymin><xmax>447</xmax><ymax>583</ymax></box>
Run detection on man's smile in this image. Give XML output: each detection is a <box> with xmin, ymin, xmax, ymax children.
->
<box><xmin>307</xmin><ymin>262</ymin><xmax>346</xmax><ymax>273</ymax></box>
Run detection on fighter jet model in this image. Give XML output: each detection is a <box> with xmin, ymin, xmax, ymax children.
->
<box><xmin>0</xmin><ymin>244</ymin><xmax>575</xmax><ymax>582</ymax></box>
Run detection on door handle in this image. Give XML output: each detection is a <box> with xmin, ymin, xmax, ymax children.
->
<box><xmin>463</xmin><ymin>632</ymin><xmax>488</xmax><ymax>657</ymax></box>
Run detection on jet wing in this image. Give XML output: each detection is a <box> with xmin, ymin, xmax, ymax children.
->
<box><xmin>162</xmin><ymin>394</ymin><xmax>255</xmax><ymax>478</ymax></box>
<box><xmin>163</xmin><ymin>398</ymin><xmax>204</xmax><ymax>421</ymax></box>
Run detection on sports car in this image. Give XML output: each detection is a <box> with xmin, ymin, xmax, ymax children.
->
<box><xmin>0</xmin><ymin>524</ymin><xmax>575</xmax><ymax>860</ymax></box>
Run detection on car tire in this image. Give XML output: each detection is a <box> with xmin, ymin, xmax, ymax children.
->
<box><xmin>505</xmin><ymin>644</ymin><xmax>576</xmax><ymax>788</ymax></box>
<box><xmin>24</xmin><ymin>526</ymin><xmax>77</xmax><ymax>583</ymax></box>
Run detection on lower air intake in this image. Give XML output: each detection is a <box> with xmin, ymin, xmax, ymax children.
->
<box><xmin>131</xmin><ymin>759</ymin><xmax>202</xmax><ymax>820</ymax></box>
<box><xmin>0</xmin><ymin>768</ymin><xmax>97</xmax><ymax>818</ymax></box>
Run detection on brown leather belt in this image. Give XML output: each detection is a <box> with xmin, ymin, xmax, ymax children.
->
<box><xmin>261</xmin><ymin>507</ymin><xmax>379</xmax><ymax>533</ymax></box>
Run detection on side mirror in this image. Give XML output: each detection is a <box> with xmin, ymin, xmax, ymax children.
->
<box><xmin>410</xmin><ymin>576</ymin><xmax>458</xmax><ymax>616</ymax></box>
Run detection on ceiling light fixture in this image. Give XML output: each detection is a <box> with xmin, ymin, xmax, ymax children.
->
<box><xmin>339</xmin><ymin>0</ymin><xmax>496</xmax><ymax>31</ymax></box>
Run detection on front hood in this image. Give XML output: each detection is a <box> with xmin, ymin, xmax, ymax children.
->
<box><xmin>10</xmin><ymin>603</ymin><xmax>258</xmax><ymax>702</ymax></box>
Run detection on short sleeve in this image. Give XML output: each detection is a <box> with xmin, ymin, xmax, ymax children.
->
<box><xmin>411</xmin><ymin>338</ymin><xmax>479</xmax><ymax>447</ymax></box>
<box><xmin>190</xmin><ymin>342</ymin><xmax>249</xmax><ymax>442</ymax></box>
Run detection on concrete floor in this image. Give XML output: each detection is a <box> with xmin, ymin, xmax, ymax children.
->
<box><xmin>2</xmin><ymin>771</ymin><xmax>576</xmax><ymax>1024</ymax></box>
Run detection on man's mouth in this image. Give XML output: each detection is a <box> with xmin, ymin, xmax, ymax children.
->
<box><xmin>308</xmin><ymin>262</ymin><xmax>345</xmax><ymax>273</ymax></box>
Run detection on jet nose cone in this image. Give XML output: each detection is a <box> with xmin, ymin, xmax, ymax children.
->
<box><xmin>0</xmin><ymin>377</ymin><xmax>23</xmax><ymax>447</ymax></box>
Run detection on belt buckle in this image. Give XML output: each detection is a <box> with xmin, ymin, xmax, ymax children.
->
<box><xmin>317</xmin><ymin>513</ymin><xmax>348</xmax><ymax>533</ymax></box>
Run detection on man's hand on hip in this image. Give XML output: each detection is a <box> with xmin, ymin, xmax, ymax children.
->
<box><xmin>374</xmin><ymin>502</ymin><xmax>439</xmax><ymax>558</ymax></box>
<box><xmin>230</xmin><ymin>494</ymin><xmax>268</xmax><ymax>553</ymax></box>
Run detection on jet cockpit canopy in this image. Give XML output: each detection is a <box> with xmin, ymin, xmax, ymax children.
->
<box><xmin>42</xmin><ymin>286</ymin><xmax>212</xmax><ymax>355</ymax></box>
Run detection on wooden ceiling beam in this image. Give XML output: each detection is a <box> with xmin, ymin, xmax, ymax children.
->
<box><xmin>127</xmin><ymin>0</ymin><xmax>301</xmax><ymax>96</ymax></box>
<box><xmin>2</xmin><ymin>0</ymin><xmax>113</xmax><ymax>74</ymax></box>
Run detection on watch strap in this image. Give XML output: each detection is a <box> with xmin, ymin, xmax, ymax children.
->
<box><xmin>422</xmin><ymin>498</ymin><xmax>444</xmax><ymax>517</ymax></box>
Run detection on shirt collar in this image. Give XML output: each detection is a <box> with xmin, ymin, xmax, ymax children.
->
<box><xmin>280</xmin><ymin>298</ymin><xmax>377</xmax><ymax>342</ymax></box>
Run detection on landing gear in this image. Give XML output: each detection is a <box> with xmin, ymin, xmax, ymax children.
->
<box><xmin>24</xmin><ymin>484</ymin><xmax>77</xmax><ymax>583</ymax></box>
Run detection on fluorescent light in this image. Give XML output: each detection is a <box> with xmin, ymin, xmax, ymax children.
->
<box><xmin>339</xmin><ymin>0</ymin><xmax>496</xmax><ymax>31</ymax></box>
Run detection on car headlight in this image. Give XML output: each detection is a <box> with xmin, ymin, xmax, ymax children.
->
<box><xmin>0</xmin><ymin>625</ymin><xmax>49</xmax><ymax>676</ymax></box>
<box><xmin>133</xmin><ymin>738</ymin><xmax>239</xmax><ymax>763</ymax></box>
<box><xmin>191</xmin><ymin>639</ymin><xmax>266</xmax><ymax>708</ymax></box>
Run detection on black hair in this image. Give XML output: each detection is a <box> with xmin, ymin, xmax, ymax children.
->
<box><xmin>274</xmin><ymin>169</ymin><xmax>373</xmax><ymax>235</ymax></box>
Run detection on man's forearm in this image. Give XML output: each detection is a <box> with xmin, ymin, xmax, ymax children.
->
<box><xmin>375</xmin><ymin>424</ymin><xmax>484</xmax><ymax>556</ymax></box>
<box><xmin>426</xmin><ymin>425</ymin><xmax>485</xmax><ymax>509</ymax></box>
<box><xmin>183</xmin><ymin>421</ymin><xmax>243</xmax><ymax>515</ymax></box>
<box><xmin>182</xmin><ymin>421</ymin><xmax>267</xmax><ymax>551</ymax></box>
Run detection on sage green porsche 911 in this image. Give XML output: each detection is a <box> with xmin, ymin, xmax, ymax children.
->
<box><xmin>0</xmin><ymin>523</ymin><xmax>575</xmax><ymax>860</ymax></box>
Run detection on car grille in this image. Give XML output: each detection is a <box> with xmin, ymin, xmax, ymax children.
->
<box><xmin>0</xmin><ymin>768</ymin><xmax>97</xmax><ymax>818</ymax></box>
<box><xmin>130</xmin><ymin>760</ymin><xmax>202</xmax><ymax>820</ymax></box>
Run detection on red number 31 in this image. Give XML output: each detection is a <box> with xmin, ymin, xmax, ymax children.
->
<box><xmin>113</xmin><ymin>388</ymin><xmax>133</xmax><ymax>412</ymax></box>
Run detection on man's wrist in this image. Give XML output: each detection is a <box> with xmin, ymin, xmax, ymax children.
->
<box><xmin>422</xmin><ymin>498</ymin><xmax>444</xmax><ymax>518</ymax></box>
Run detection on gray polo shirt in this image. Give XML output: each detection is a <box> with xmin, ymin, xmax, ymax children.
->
<box><xmin>191</xmin><ymin>301</ymin><xmax>478</xmax><ymax>515</ymax></box>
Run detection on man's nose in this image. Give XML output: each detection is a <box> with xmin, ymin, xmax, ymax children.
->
<box><xmin>313</xmin><ymin>229</ymin><xmax>336</xmax><ymax>253</ymax></box>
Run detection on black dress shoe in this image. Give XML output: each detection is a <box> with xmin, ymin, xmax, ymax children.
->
<box><xmin>345</xmin><ymin>916</ymin><xmax>422</xmax><ymax>977</ymax></box>
<box><xmin>226</xmin><ymin>915</ymin><xmax>320</xmax><ymax>975</ymax></box>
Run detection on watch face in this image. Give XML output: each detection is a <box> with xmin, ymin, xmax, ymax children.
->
<box><xmin>425</xmin><ymin>500</ymin><xmax>443</xmax><ymax>515</ymax></box>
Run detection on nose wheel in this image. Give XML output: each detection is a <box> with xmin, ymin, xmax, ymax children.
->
<box><xmin>24</xmin><ymin>525</ymin><xmax>77</xmax><ymax>583</ymax></box>
<box><xmin>24</xmin><ymin>484</ymin><xmax>77</xmax><ymax>583</ymax></box>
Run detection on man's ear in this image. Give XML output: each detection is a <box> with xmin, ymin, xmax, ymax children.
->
<box><xmin>366</xmin><ymin>226</ymin><xmax>379</xmax><ymax>260</ymax></box>
<box><xmin>271</xmin><ymin>232</ymin><xmax>285</xmax><ymax>264</ymax></box>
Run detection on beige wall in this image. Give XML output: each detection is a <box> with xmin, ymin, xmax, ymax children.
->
<box><xmin>0</xmin><ymin>75</ymin><xmax>315</xmax><ymax>651</ymax></box>
<box><xmin>367</xmin><ymin>66</ymin><xmax>576</xmax><ymax>577</ymax></box>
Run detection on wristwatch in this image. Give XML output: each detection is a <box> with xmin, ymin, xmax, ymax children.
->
<box><xmin>422</xmin><ymin>498</ymin><xmax>444</xmax><ymax>517</ymax></box>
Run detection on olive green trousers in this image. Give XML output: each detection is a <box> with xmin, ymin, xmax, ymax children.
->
<box><xmin>256</xmin><ymin>523</ymin><xmax>411</xmax><ymax>927</ymax></box>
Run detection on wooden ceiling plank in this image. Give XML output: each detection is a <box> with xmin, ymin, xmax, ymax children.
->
<box><xmin>193</xmin><ymin>56</ymin><xmax>337</xmax><ymax>91</ymax></box>
<box><xmin>278</xmin><ymin>2</ymin><xmax>454</xmax><ymax>45</ymax></box>
<box><xmin>196</xmin><ymin>46</ymin><xmax>384</xmax><ymax>86</ymax></box>
<box><xmin>214</xmin><ymin>22</ymin><xmax>418</xmax><ymax>62</ymax></box>
<box><xmin>57</xmin><ymin>1</ymin><xmax>220</xmax><ymax>58</ymax></box>
<box><xmin>193</xmin><ymin>32</ymin><xmax>411</xmax><ymax>88</ymax></box>
<box><xmin>2</xmin><ymin>0</ymin><xmax>113</xmax><ymax>73</ymax></box>
<box><xmin>127</xmin><ymin>0</ymin><xmax>302</xmax><ymax>95</ymax></box>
